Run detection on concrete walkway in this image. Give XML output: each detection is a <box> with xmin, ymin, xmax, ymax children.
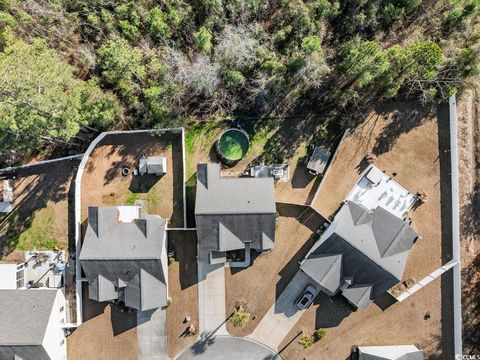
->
<box><xmin>248</xmin><ymin>270</ymin><xmax>315</xmax><ymax>350</ymax></box>
<box><xmin>197</xmin><ymin>261</ymin><xmax>228</xmax><ymax>336</ymax></box>
<box><xmin>137</xmin><ymin>307</ymin><xmax>168</xmax><ymax>360</ymax></box>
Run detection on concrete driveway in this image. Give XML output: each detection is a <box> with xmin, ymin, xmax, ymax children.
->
<box><xmin>137</xmin><ymin>307</ymin><xmax>168</xmax><ymax>360</ymax></box>
<box><xmin>248</xmin><ymin>270</ymin><xmax>318</xmax><ymax>350</ymax></box>
<box><xmin>176</xmin><ymin>335</ymin><xmax>280</xmax><ymax>360</ymax></box>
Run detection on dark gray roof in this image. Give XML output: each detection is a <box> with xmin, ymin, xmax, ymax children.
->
<box><xmin>195</xmin><ymin>163</ymin><xmax>276</xmax><ymax>255</ymax></box>
<box><xmin>301</xmin><ymin>201</ymin><xmax>418</xmax><ymax>308</ymax></box>
<box><xmin>307</xmin><ymin>147</ymin><xmax>331</xmax><ymax>174</ymax></box>
<box><xmin>80</xmin><ymin>206</ymin><xmax>168</xmax><ymax>310</ymax></box>
<box><xmin>0</xmin><ymin>290</ymin><xmax>57</xmax><ymax>345</ymax></box>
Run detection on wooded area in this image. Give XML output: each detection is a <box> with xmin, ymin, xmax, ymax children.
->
<box><xmin>0</xmin><ymin>0</ymin><xmax>479</xmax><ymax>162</ymax></box>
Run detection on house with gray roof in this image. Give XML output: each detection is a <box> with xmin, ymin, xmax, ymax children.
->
<box><xmin>195</xmin><ymin>163</ymin><xmax>276</xmax><ymax>265</ymax></box>
<box><xmin>79</xmin><ymin>205</ymin><xmax>168</xmax><ymax>311</ymax></box>
<box><xmin>357</xmin><ymin>344</ymin><xmax>424</xmax><ymax>360</ymax></box>
<box><xmin>300</xmin><ymin>201</ymin><xmax>418</xmax><ymax>309</ymax></box>
<box><xmin>0</xmin><ymin>289</ymin><xmax>66</xmax><ymax>360</ymax></box>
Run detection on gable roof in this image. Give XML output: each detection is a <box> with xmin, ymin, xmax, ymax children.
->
<box><xmin>195</xmin><ymin>163</ymin><xmax>276</xmax><ymax>215</ymax></box>
<box><xmin>0</xmin><ymin>290</ymin><xmax>57</xmax><ymax>345</ymax></box>
<box><xmin>195</xmin><ymin>163</ymin><xmax>276</xmax><ymax>254</ymax></box>
<box><xmin>80</xmin><ymin>206</ymin><xmax>167</xmax><ymax>311</ymax></box>
<box><xmin>301</xmin><ymin>201</ymin><xmax>418</xmax><ymax>308</ymax></box>
<box><xmin>300</xmin><ymin>254</ymin><xmax>342</xmax><ymax>294</ymax></box>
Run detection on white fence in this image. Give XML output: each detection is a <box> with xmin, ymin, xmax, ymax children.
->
<box><xmin>393</xmin><ymin>96</ymin><xmax>462</xmax><ymax>357</ymax></box>
<box><xmin>73</xmin><ymin>128</ymin><xmax>185</xmax><ymax>327</ymax></box>
<box><xmin>0</xmin><ymin>154</ymin><xmax>83</xmax><ymax>173</ymax></box>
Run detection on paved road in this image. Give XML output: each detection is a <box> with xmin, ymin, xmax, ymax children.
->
<box><xmin>248</xmin><ymin>270</ymin><xmax>317</xmax><ymax>350</ymax></box>
<box><xmin>197</xmin><ymin>260</ymin><xmax>228</xmax><ymax>336</ymax></box>
<box><xmin>176</xmin><ymin>336</ymin><xmax>280</xmax><ymax>360</ymax></box>
<box><xmin>137</xmin><ymin>307</ymin><xmax>168</xmax><ymax>360</ymax></box>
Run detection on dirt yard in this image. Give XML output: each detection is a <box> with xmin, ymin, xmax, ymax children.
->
<box><xmin>225</xmin><ymin>204</ymin><xmax>324</xmax><ymax>336</ymax></box>
<box><xmin>81</xmin><ymin>132</ymin><xmax>184</xmax><ymax>227</ymax></box>
<box><xmin>312</xmin><ymin>102</ymin><xmax>449</xmax><ymax>281</ymax></box>
<box><xmin>67</xmin><ymin>283</ymin><xmax>138</xmax><ymax>360</ymax></box>
<box><xmin>166</xmin><ymin>230</ymin><xmax>199</xmax><ymax>358</ymax></box>
<box><xmin>278</xmin><ymin>275</ymin><xmax>447</xmax><ymax>360</ymax></box>
<box><xmin>456</xmin><ymin>89</ymin><xmax>480</xmax><ymax>353</ymax></box>
<box><xmin>0</xmin><ymin>159</ymin><xmax>78</xmax><ymax>258</ymax></box>
<box><xmin>281</xmin><ymin>101</ymin><xmax>453</xmax><ymax>359</ymax></box>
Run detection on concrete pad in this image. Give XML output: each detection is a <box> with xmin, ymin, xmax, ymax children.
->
<box><xmin>137</xmin><ymin>307</ymin><xmax>168</xmax><ymax>360</ymax></box>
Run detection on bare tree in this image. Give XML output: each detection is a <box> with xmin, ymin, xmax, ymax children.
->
<box><xmin>215</xmin><ymin>24</ymin><xmax>260</xmax><ymax>70</ymax></box>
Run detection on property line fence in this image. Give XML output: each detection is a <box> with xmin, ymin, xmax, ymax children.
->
<box><xmin>309</xmin><ymin>128</ymin><xmax>351</xmax><ymax>207</ymax></box>
<box><xmin>393</xmin><ymin>95</ymin><xmax>462</xmax><ymax>357</ymax></box>
<box><xmin>73</xmin><ymin>128</ymin><xmax>185</xmax><ymax>327</ymax></box>
<box><xmin>0</xmin><ymin>154</ymin><xmax>83</xmax><ymax>173</ymax></box>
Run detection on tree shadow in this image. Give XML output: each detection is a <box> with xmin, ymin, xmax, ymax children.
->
<box><xmin>371</xmin><ymin>101</ymin><xmax>435</xmax><ymax>156</ymax></box>
<box><xmin>0</xmin><ymin>159</ymin><xmax>79</xmax><ymax>257</ymax></box>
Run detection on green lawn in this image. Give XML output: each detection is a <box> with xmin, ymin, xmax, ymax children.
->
<box><xmin>14</xmin><ymin>207</ymin><xmax>62</xmax><ymax>250</ymax></box>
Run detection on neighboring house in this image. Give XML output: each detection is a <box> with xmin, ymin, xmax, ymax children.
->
<box><xmin>79</xmin><ymin>206</ymin><xmax>168</xmax><ymax>311</ymax></box>
<box><xmin>195</xmin><ymin>163</ymin><xmax>276</xmax><ymax>265</ymax></box>
<box><xmin>139</xmin><ymin>156</ymin><xmax>167</xmax><ymax>176</ymax></box>
<box><xmin>0</xmin><ymin>289</ymin><xmax>66</xmax><ymax>360</ymax></box>
<box><xmin>300</xmin><ymin>165</ymin><xmax>419</xmax><ymax>309</ymax></box>
<box><xmin>0</xmin><ymin>179</ymin><xmax>13</xmax><ymax>213</ymax></box>
<box><xmin>357</xmin><ymin>345</ymin><xmax>424</xmax><ymax>360</ymax></box>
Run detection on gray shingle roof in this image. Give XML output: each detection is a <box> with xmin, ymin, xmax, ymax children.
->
<box><xmin>301</xmin><ymin>201</ymin><xmax>418</xmax><ymax>309</ymax></box>
<box><xmin>195</xmin><ymin>163</ymin><xmax>276</xmax><ymax>255</ymax></box>
<box><xmin>358</xmin><ymin>345</ymin><xmax>424</xmax><ymax>360</ymax></box>
<box><xmin>300</xmin><ymin>254</ymin><xmax>342</xmax><ymax>294</ymax></box>
<box><xmin>80</xmin><ymin>206</ymin><xmax>167</xmax><ymax>310</ymax></box>
<box><xmin>0</xmin><ymin>290</ymin><xmax>57</xmax><ymax>345</ymax></box>
<box><xmin>195</xmin><ymin>163</ymin><xmax>276</xmax><ymax>214</ymax></box>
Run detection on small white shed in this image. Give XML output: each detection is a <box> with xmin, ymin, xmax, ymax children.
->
<box><xmin>139</xmin><ymin>156</ymin><xmax>167</xmax><ymax>176</ymax></box>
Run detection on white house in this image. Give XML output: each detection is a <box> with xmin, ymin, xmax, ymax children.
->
<box><xmin>0</xmin><ymin>289</ymin><xmax>67</xmax><ymax>360</ymax></box>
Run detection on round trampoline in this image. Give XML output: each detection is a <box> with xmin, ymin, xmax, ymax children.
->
<box><xmin>216</xmin><ymin>128</ymin><xmax>250</xmax><ymax>165</ymax></box>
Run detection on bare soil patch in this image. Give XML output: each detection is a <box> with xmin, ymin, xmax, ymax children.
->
<box><xmin>225</xmin><ymin>204</ymin><xmax>324</xmax><ymax>336</ymax></box>
<box><xmin>281</xmin><ymin>101</ymin><xmax>453</xmax><ymax>359</ymax></box>
<box><xmin>81</xmin><ymin>132</ymin><xmax>184</xmax><ymax>227</ymax></box>
<box><xmin>0</xmin><ymin>159</ymin><xmax>78</xmax><ymax>258</ymax></box>
<box><xmin>167</xmin><ymin>230</ymin><xmax>199</xmax><ymax>358</ymax></box>
<box><xmin>67</xmin><ymin>283</ymin><xmax>138</xmax><ymax>360</ymax></box>
<box><xmin>312</xmin><ymin>102</ymin><xmax>447</xmax><ymax>280</ymax></box>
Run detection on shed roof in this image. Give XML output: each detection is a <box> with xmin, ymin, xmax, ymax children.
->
<box><xmin>307</xmin><ymin>147</ymin><xmax>331</xmax><ymax>174</ymax></box>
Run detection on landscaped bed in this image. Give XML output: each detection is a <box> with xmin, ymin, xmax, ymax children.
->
<box><xmin>80</xmin><ymin>132</ymin><xmax>184</xmax><ymax>227</ymax></box>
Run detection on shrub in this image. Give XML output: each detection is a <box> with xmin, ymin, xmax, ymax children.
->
<box><xmin>147</xmin><ymin>8</ymin><xmax>170</xmax><ymax>40</ymax></box>
<box><xmin>314</xmin><ymin>328</ymin><xmax>327</xmax><ymax>341</ymax></box>
<box><xmin>230</xmin><ymin>306</ymin><xmax>250</xmax><ymax>327</ymax></box>
<box><xmin>223</xmin><ymin>70</ymin><xmax>245</xmax><ymax>90</ymax></box>
<box><xmin>195</xmin><ymin>26</ymin><xmax>213</xmax><ymax>54</ymax></box>
<box><xmin>298</xmin><ymin>334</ymin><xmax>314</xmax><ymax>349</ymax></box>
